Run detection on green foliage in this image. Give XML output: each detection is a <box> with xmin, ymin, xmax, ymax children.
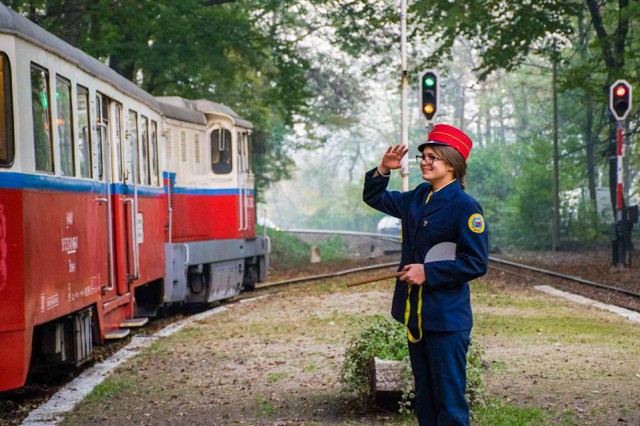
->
<box><xmin>501</xmin><ymin>140</ymin><xmax>554</xmax><ymax>250</ymax></box>
<box><xmin>340</xmin><ymin>315</ymin><xmax>487</xmax><ymax>412</ymax></box>
<box><xmin>561</xmin><ymin>199</ymin><xmax>610</xmax><ymax>247</ymax></box>
<box><xmin>466</xmin><ymin>339</ymin><xmax>488</xmax><ymax>409</ymax></box>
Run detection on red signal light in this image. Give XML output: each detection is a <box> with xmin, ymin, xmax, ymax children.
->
<box><xmin>616</xmin><ymin>86</ymin><xmax>627</xmax><ymax>97</ymax></box>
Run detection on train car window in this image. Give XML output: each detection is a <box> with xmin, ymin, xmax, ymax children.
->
<box><xmin>211</xmin><ymin>128</ymin><xmax>232</xmax><ymax>174</ymax></box>
<box><xmin>140</xmin><ymin>115</ymin><xmax>150</xmax><ymax>185</ymax></box>
<box><xmin>113</xmin><ymin>103</ymin><xmax>123</xmax><ymax>181</ymax></box>
<box><xmin>127</xmin><ymin>110</ymin><xmax>138</xmax><ymax>183</ymax></box>
<box><xmin>56</xmin><ymin>76</ymin><xmax>75</xmax><ymax>176</ymax></box>
<box><xmin>150</xmin><ymin>120</ymin><xmax>158</xmax><ymax>186</ymax></box>
<box><xmin>76</xmin><ymin>85</ymin><xmax>91</xmax><ymax>177</ymax></box>
<box><xmin>0</xmin><ymin>53</ymin><xmax>14</xmax><ymax>167</ymax></box>
<box><xmin>94</xmin><ymin>94</ymin><xmax>105</xmax><ymax>180</ymax></box>
<box><xmin>30</xmin><ymin>64</ymin><xmax>54</xmax><ymax>173</ymax></box>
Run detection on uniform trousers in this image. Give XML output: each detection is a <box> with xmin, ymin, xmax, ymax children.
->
<box><xmin>408</xmin><ymin>329</ymin><xmax>471</xmax><ymax>426</ymax></box>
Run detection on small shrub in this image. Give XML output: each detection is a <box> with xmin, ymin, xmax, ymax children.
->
<box><xmin>341</xmin><ymin>315</ymin><xmax>488</xmax><ymax>412</ymax></box>
<box><xmin>340</xmin><ymin>315</ymin><xmax>408</xmax><ymax>403</ymax></box>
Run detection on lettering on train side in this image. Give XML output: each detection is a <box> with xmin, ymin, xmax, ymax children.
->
<box><xmin>46</xmin><ymin>293</ymin><xmax>59</xmax><ymax>310</ymax></box>
<box><xmin>61</xmin><ymin>236</ymin><xmax>79</xmax><ymax>253</ymax></box>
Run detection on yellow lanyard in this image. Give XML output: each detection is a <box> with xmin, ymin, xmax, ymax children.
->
<box><xmin>404</xmin><ymin>189</ymin><xmax>437</xmax><ymax>343</ymax></box>
<box><xmin>404</xmin><ymin>284</ymin><xmax>423</xmax><ymax>343</ymax></box>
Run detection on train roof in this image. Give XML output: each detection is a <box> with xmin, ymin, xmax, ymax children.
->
<box><xmin>0</xmin><ymin>3</ymin><xmax>160</xmax><ymax>111</ymax></box>
<box><xmin>157</xmin><ymin>96</ymin><xmax>253</xmax><ymax>130</ymax></box>
<box><xmin>157</xmin><ymin>101</ymin><xmax>207</xmax><ymax>126</ymax></box>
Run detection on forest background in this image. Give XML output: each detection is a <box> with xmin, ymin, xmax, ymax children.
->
<box><xmin>10</xmin><ymin>0</ymin><xmax>640</xmax><ymax>251</ymax></box>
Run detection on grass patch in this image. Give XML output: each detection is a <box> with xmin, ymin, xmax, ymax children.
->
<box><xmin>474</xmin><ymin>400</ymin><xmax>553</xmax><ymax>426</ymax></box>
<box><xmin>267</xmin><ymin>372</ymin><xmax>287</xmax><ymax>383</ymax></box>
<box><xmin>471</xmin><ymin>281</ymin><xmax>640</xmax><ymax>344</ymax></box>
<box><xmin>304</xmin><ymin>363</ymin><xmax>320</xmax><ymax>372</ymax></box>
<box><xmin>84</xmin><ymin>376</ymin><xmax>133</xmax><ymax>403</ymax></box>
<box><xmin>258</xmin><ymin>398</ymin><xmax>277</xmax><ymax>417</ymax></box>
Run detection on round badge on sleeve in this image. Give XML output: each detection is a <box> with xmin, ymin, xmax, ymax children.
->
<box><xmin>468</xmin><ymin>214</ymin><xmax>485</xmax><ymax>233</ymax></box>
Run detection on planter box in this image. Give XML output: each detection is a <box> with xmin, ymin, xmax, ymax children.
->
<box><xmin>370</xmin><ymin>357</ymin><xmax>408</xmax><ymax>394</ymax></box>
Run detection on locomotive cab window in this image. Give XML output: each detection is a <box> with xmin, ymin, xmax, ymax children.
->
<box><xmin>31</xmin><ymin>64</ymin><xmax>53</xmax><ymax>173</ymax></box>
<box><xmin>0</xmin><ymin>53</ymin><xmax>14</xmax><ymax>167</ymax></box>
<box><xmin>211</xmin><ymin>127</ymin><xmax>232</xmax><ymax>175</ymax></box>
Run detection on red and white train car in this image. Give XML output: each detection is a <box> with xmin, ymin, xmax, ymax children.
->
<box><xmin>0</xmin><ymin>4</ymin><xmax>269</xmax><ymax>392</ymax></box>
<box><xmin>159</xmin><ymin>97</ymin><xmax>268</xmax><ymax>304</ymax></box>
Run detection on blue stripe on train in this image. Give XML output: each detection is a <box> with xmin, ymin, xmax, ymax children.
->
<box><xmin>0</xmin><ymin>172</ymin><xmax>254</xmax><ymax>196</ymax></box>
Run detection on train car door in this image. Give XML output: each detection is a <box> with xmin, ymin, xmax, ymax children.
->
<box><xmin>112</xmin><ymin>107</ymin><xmax>140</xmax><ymax>296</ymax></box>
<box><xmin>94</xmin><ymin>93</ymin><xmax>118</xmax><ymax>302</ymax></box>
<box><xmin>237</xmin><ymin>130</ymin><xmax>252</xmax><ymax>236</ymax></box>
<box><xmin>96</xmin><ymin>95</ymin><xmax>138</xmax><ymax>303</ymax></box>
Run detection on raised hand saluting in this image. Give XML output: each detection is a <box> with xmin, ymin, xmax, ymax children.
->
<box><xmin>377</xmin><ymin>144</ymin><xmax>409</xmax><ymax>175</ymax></box>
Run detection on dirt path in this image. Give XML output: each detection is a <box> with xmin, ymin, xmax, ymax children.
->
<box><xmin>60</xmin><ymin>271</ymin><xmax>640</xmax><ymax>426</ymax></box>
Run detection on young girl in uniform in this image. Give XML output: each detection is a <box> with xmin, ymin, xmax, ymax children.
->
<box><xmin>363</xmin><ymin>124</ymin><xmax>489</xmax><ymax>426</ymax></box>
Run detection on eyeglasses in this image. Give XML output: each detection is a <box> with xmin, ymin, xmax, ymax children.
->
<box><xmin>415</xmin><ymin>153</ymin><xmax>444</xmax><ymax>165</ymax></box>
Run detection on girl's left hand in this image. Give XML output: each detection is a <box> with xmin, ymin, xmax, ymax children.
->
<box><xmin>399</xmin><ymin>264</ymin><xmax>426</xmax><ymax>285</ymax></box>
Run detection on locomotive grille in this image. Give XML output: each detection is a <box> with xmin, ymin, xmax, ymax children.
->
<box><xmin>166</xmin><ymin>129</ymin><xmax>173</xmax><ymax>161</ymax></box>
<box><xmin>180</xmin><ymin>131</ymin><xmax>187</xmax><ymax>162</ymax></box>
<box><xmin>194</xmin><ymin>134</ymin><xmax>201</xmax><ymax>163</ymax></box>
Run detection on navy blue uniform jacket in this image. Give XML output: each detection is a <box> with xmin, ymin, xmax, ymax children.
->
<box><xmin>363</xmin><ymin>167</ymin><xmax>489</xmax><ymax>331</ymax></box>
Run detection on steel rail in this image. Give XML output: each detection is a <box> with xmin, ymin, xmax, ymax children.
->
<box><xmin>257</xmin><ymin>261</ymin><xmax>399</xmax><ymax>290</ymax></box>
<box><xmin>284</xmin><ymin>228</ymin><xmax>402</xmax><ymax>244</ymax></box>
<box><xmin>489</xmin><ymin>256</ymin><xmax>640</xmax><ymax>299</ymax></box>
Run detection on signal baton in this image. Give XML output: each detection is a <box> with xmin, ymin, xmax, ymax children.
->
<box><xmin>346</xmin><ymin>270</ymin><xmax>403</xmax><ymax>287</ymax></box>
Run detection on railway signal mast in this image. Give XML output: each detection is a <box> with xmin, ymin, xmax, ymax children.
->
<box><xmin>609</xmin><ymin>80</ymin><xmax>636</xmax><ymax>268</ymax></box>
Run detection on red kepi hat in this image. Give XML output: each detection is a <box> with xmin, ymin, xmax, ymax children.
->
<box><xmin>417</xmin><ymin>124</ymin><xmax>473</xmax><ymax>160</ymax></box>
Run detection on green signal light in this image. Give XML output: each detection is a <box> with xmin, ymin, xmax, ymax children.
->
<box><xmin>424</xmin><ymin>77</ymin><xmax>435</xmax><ymax>87</ymax></box>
